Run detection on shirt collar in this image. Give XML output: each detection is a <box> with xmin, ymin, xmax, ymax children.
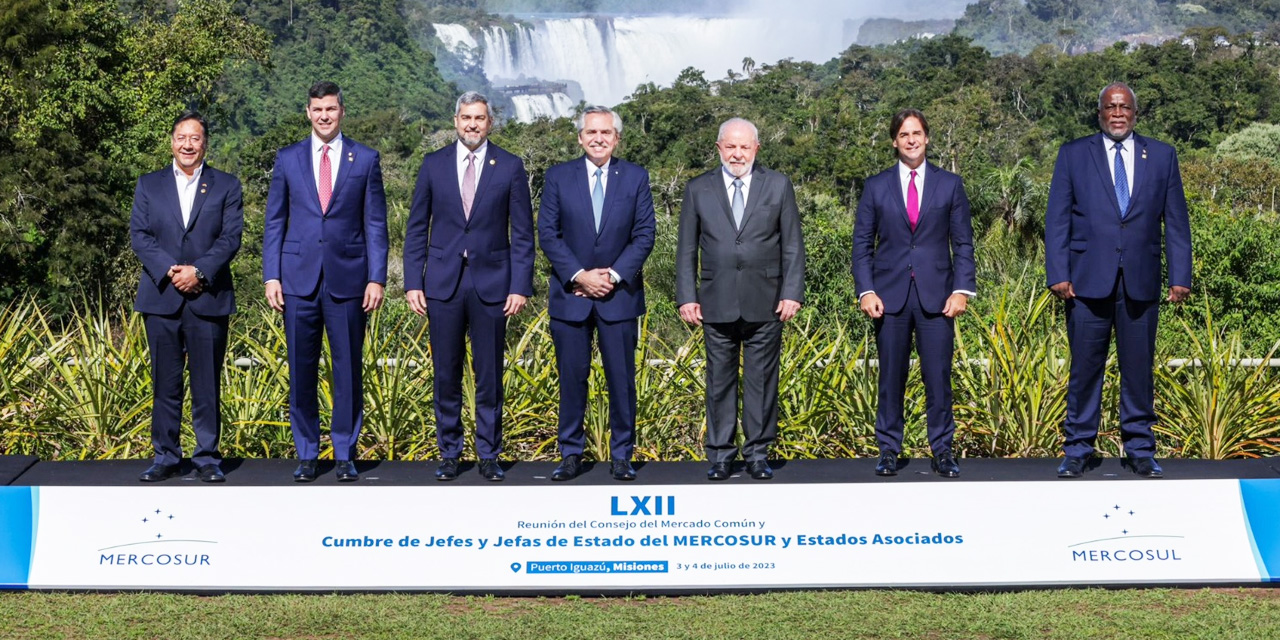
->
<box><xmin>457</xmin><ymin>140</ymin><xmax>488</xmax><ymax>161</ymax></box>
<box><xmin>172</xmin><ymin>161</ymin><xmax>203</xmax><ymax>183</ymax></box>
<box><xmin>898</xmin><ymin>160</ymin><xmax>926</xmax><ymax>178</ymax></box>
<box><xmin>1105</xmin><ymin>132</ymin><xmax>1135</xmax><ymax>149</ymax></box>
<box><xmin>721</xmin><ymin>165</ymin><xmax>753</xmax><ymax>189</ymax></box>
<box><xmin>585</xmin><ymin>156</ymin><xmax>611</xmax><ymax>175</ymax></box>
<box><xmin>311</xmin><ymin>132</ymin><xmax>343</xmax><ymax>153</ymax></box>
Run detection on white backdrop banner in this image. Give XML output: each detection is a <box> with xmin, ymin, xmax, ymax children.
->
<box><xmin>1</xmin><ymin>479</ymin><xmax>1277</xmax><ymax>590</ymax></box>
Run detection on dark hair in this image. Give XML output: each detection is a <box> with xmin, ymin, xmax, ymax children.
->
<box><xmin>308</xmin><ymin>81</ymin><xmax>343</xmax><ymax>106</ymax></box>
<box><xmin>172</xmin><ymin>110</ymin><xmax>208</xmax><ymax>138</ymax></box>
<box><xmin>889</xmin><ymin>108</ymin><xmax>929</xmax><ymax>138</ymax></box>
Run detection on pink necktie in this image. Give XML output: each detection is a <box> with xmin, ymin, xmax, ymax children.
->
<box><xmin>462</xmin><ymin>153</ymin><xmax>476</xmax><ymax>219</ymax></box>
<box><xmin>318</xmin><ymin>144</ymin><xmax>332</xmax><ymax>213</ymax></box>
<box><xmin>907</xmin><ymin>169</ymin><xmax>919</xmax><ymax>231</ymax></box>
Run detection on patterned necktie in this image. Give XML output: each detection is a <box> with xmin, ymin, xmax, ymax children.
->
<box><xmin>907</xmin><ymin>169</ymin><xmax>920</xmax><ymax>231</ymax></box>
<box><xmin>462</xmin><ymin>152</ymin><xmax>477</xmax><ymax>219</ymax></box>
<box><xmin>1113</xmin><ymin>142</ymin><xmax>1130</xmax><ymax>217</ymax></box>
<box><xmin>592</xmin><ymin>167</ymin><xmax>604</xmax><ymax>232</ymax></box>
<box><xmin>318</xmin><ymin>144</ymin><xmax>332</xmax><ymax>213</ymax></box>
<box><xmin>731</xmin><ymin>178</ymin><xmax>745</xmax><ymax>229</ymax></box>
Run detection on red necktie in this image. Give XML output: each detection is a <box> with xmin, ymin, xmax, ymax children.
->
<box><xmin>462</xmin><ymin>152</ymin><xmax>476</xmax><ymax>219</ymax></box>
<box><xmin>318</xmin><ymin>144</ymin><xmax>332</xmax><ymax>213</ymax></box>
<box><xmin>907</xmin><ymin>169</ymin><xmax>919</xmax><ymax>231</ymax></box>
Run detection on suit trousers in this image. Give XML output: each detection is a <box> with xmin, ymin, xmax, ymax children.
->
<box><xmin>427</xmin><ymin>263</ymin><xmax>507</xmax><ymax>459</ymax></box>
<box><xmin>550</xmin><ymin>310</ymin><xmax>638</xmax><ymax>461</ymax></box>
<box><xmin>144</xmin><ymin>306</ymin><xmax>228</xmax><ymax>467</ymax></box>
<box><xmin>703</xmin><ymin>318</ymin><xmax>782</xmax><ymax>463</ymax></box>
<box><xmin>284</xmin><ymin>280</ymin><xmax>367</xmax><ymax>461</ymax></box>
<box><xmin>1063</xmin><ymin>272</ymin><xmax>1159</xmax><ymax>458</ymax></box>
<box><xmin>873</xmin><ymin>280</ymin><xmax>957</xmax><ymax>456</ymax></box>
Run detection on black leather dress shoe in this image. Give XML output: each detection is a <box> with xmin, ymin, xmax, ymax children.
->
<box><xmin>335</xmin><ymin>460</ymin><xmax>358</xmax><ymax>482</ymax></box>
<box><xmin>195</xmin><ymin>464</ymin><xmax>225</xmax><ymax>483</ymax></box>
<box><xmin>1125</xmin><ymin>456</ymin><xmax>1164</xmax><ymax>478</ymax></box>
<box><xmin>551</xmin><ymin>454</ymin><xmax>581</xmax><ymax>481</ymax></box>
<box><xmin>1057</xmin><ymin>456</ymin><xmax>1087</xmax><ymax>478</ymax></box>
<box><xmin>139</xmin><ymin>463</ymin><xmax>178</xmax><ymax>483</ymax></box>
<box><xmin>931</xmin><ymin>449</ymin><xmax>960</xmax><ymax>478</ymax></box>
<box><xmin>479</xmin><ymin>458</ymin><xmax>505</xmax><ymax>481</ymax></box>
<box><xmin>293</xmin><ymin>459</ymin><xmax>319</xmax><ymax>483</ymax></box>
<box><xmin>435</xmin><ymin>458</ymin><xmax>459</xmax><ymax>481</ymax></box>
<box><xmin>875</xmin><ymin>452</ymin><xmax>899</xmax><ymax>477</ymax></box>
<box><xmin>707</xmin><ymin>462</ymin><xmax>730</xmax><ymax>481</ymax></box>
<box><xmin>746</xmin><ymin>460</ymin><xmax>773</xmax><ymax>480</ymax></box>
<box><xmin>611</xmin><ymin>459</ymin><xmax>636</xmax><ymax>481</ymax></box>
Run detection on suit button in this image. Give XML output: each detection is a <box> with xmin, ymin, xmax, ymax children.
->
<box><xmin>737</xmin><ymin>265</ymin><xmax>742</xmax><ymax>271</ymax></box>
<box><xmin>1115</xmin><ymin>248</ymin><xmax>1121</xmax><ymax>253</ymax></box>
<box><xmin>736</xmin><ymin>240</ymin><xmax>742</xmax><ymax>245</ymax></box>
<box><xmin>464</xmin><ymin>229</ymin><xmax>470</xmax><ymax>234</ymax></box>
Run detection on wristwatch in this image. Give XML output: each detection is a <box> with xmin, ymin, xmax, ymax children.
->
<box><xmin>193</xmin><ymin>267</ymin><xmax>206</xmax><ymax>284</ymax></box>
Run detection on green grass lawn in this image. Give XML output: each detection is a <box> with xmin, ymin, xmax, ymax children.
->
<box><xmin>2</xmin><ymin>588</ymin><xmax>1279</xmax><ymax>639</ymax></box>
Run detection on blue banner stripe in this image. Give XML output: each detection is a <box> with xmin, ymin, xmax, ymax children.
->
<box><xmin>0</xmin><ymin>487</ymin><xmax>35</xmax><ymax>589</ymax></box>
<box><xmin>1239</xmin><ymin>480</ymin><xmax>1280</xmax><ymax>582</ymax></box>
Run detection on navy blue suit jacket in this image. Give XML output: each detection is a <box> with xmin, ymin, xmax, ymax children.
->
<box><xmin>262</xmin><ymin>137</ymin><xmax>389</xmax><ymax>299</ymax></box>
<box><xmin>1045</xmin><ymin>132</ymin><xmax>1192</xmax><ymax>301</ymax></box>
<box><xmin>538</xmin><ymin>156</ymin><xmax>655</xmax><ymax>322</ymax></box>
<box><xmin>852</xmin><ymin>162</ymin><xmax>976</xmax><ymax>315</ymax></box>
<box><xmin>130</xmin><ymin>164</ymin><xmax>243</xmax><ymax>316</ymax></box>
<box><xmin>404</xmin><ymin>142</ymin><xmax>535</xmax><ymax>304</ymax></box>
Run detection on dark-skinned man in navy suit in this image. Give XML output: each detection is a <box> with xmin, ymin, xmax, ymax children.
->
<box><xmin>1045</xmin><ymin>82</ymin><xmax>1192</xmax><ymax>479</ymax></box>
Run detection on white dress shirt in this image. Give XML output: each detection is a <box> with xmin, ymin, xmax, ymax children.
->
<box><xmin>172</xmin><ymin>161</ymin><xmax>203</xmax><ymax>228</ymax></box>
<box><xmin>456</xmin><ymin>140</ymin><xmax>487</xmax><ymax>193</ymax></box>
<box><xmin>1105</xmin><ymin>132</ymin><xmax>1135</xmax><ymax>199</ymax></box>
<box><xmin>721</xmin><ymin>165</ymin><xmax>754</xmax><ymax>208</ymax></box>
<box><xmin>311</xmin><ymin>132</ymin><xmax>343</xmax><ymax>195</ymax></box>
<box><xmin>571</xmin><ymin>157</ymin><xmax>620</xmax><ymax>284</ymax></box>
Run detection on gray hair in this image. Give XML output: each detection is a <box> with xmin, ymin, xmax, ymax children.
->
<box><xmin>717</xmin><ymin>117</ymin><xmax>759</xmax><ymax>143</ymax></box>
<box><xmin>455</xmin><ymin>91</ymin><xmax>495</xmax><ymax>120</ymax></box>
<box><xmin>575</xmin><ymin>105</ymin><xmax>623</xmax><ymax>134</ymax></box>
<box><xmin>1098</xmin><ymin>83</ymin><xmax>1138</xmax><ymax>111</ymax></box>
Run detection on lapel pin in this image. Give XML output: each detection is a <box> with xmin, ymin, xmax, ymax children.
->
<box><xmin>1141</xmin><ymin>150</ymin><xmax>1147</xmax><ymax>159</ymax></box>
<box><xmin>489</xmin><ymin>158</ymin><xmax>496</xmax><ymax>166</ymax></box>
<box><xmin>347</xmin><ymin>153</ymin><xmax>354</xmax><ymax>162</ymax></box>
<box><xmin>200</xmin><ymin>189</ymin><xmax>206</xmax><ymax>194</ymax></box>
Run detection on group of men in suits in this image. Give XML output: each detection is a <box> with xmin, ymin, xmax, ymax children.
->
<box><xmin>130</xmin><ymin>80</ymin><xmax>1189</xmax><ymax>484</ymax></box>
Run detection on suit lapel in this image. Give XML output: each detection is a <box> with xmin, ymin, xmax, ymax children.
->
<box><xmin>469</xmin><ymin>144</ymin><xmax>501</xmax><ymax>224</ymax></box>
<box><xmin>738</xmin><ymin>167</ymin><xmax>766</xmax><ymax>236</ymax></box>
<box><xmin>1090</xmin><ymin>133</ymin><xmax>1123</xmax><ymax>215</ymax></box>
<box><xmin>884</xmin><ymin>165</ymin><xmax>911</xmax><ymax>230</ymax></box>
<box><xmin>158</xmin><ymin>170</ymin><xmax>185</xmax><ymax>231</ymax></box>
<box><xmin>916</xmin><ymin>163</ymin><xmax>942</xmax><ymax>232</ymax></box>
<box><xmin>596</xmin><ymin>157</ymin><xmax>622</xmax><ymax>237</ymax></box>
<box><xmin>185</xmin><ymin>166</ymin><xmax>212</xmax><ymax>231</ymax></box>
<box><xmin>299</xmin><ymin>141</ymin><xmax>322</xmax><ymax>216</ymax></box>
<box><xmin>711</xmin><ymin>169</ymin><xmax>736</xmax><ymax>231</ymax></box>
<box><xmin>1129</xmin><ymin>132</ymin><xmax>1148</xmax><ymax>212</ymax></box>
<box><xmin>328</xmin><ymin>141</ymin><xmax>355</xmax><ymax>214</ymax></box>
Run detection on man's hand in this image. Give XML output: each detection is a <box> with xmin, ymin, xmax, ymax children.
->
<box><xmin>1049</xmin><ymin>281</ymin><xmax>1075</xmax><ymax>300</ymax></box>
<box><xmin>265</xmin><ymin>281</ymin><xmax>285</xmax><ymax>312</ymax></box>
<box><xmin>504</xmin><ymin>294</ymin><xmax>528</xmax><ymax>317</ymax></box>
<box><xmin>679</xmin><ymin>302</ymin><xmax>703</xmax><ymax>326</ymax></box>
<box><xmin>406</xmin><ymin>289</ymin><xmax>427</xmax><ymax>317</ymax></box>
<box><xmin>1167</xmin><ymin>285</ymin><xmax>1190</xmax><ymax>303</ymax></box>
<box><xmin>859</xmin><ymin>293</ymin><xmax>884</xmax><ymax>319</ymax></box>
<box><xmin>169</xmin><ymin>265</ymin><xmax>202</xmax><ymax>294</ymax></box>
<box><xmin>942</xmin><ymin>293</ymin><xmax>969</xmax><ymax>319</ymax></box>
<box><xmin>363</xmin><ymin>282</ymin><xmax>385</xmax><ymax>313</ymax></box>
<box><xmin>573</xmin><ymin>268</ymin><xmax>615</xmax><ymax>298</ymax></box>
<box><xmin>776</xmin><ymin>299</ymin><xmax>801</xmax><ymax>322</ymax></box>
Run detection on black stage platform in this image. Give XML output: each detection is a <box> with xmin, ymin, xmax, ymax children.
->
<box><xmin>5</xmin><ymin>455</ymin><xmax>1278</xmax><ymax>486</ymax></box>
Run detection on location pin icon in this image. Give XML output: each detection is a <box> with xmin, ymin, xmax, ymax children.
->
<box><xmin>510</xmin><ymin>562</ymin><xmax>521</xmax><ymax>573</ymax></box>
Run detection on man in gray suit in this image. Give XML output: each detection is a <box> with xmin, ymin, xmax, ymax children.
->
<box><xmin>676</xmin><ymin>117</ymin><xmax>806</xmax><ymax>481</ymax></box>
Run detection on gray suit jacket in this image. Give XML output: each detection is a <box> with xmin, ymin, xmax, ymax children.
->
<box><xmin>676</xmin><ymin>165</ymin><xmax>805</xmax><ymax>323</ymax></box>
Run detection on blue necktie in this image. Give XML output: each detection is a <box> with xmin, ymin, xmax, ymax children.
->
<box><xmin>592</xmin><ymin>167</ymin><xmax>604</xmax><ymax>232</ymax></box>
<box><xmin>731</xmin><ymin>178</ymin><xmax>745</xmax><ymax>229</ymax></box>
<box><xmin>1113</xmin><ymin>142</ymin><xmax>1130</xmax><ymax>217</ymax></box>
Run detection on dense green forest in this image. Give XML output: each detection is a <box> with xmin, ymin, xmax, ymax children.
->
<box><xmin>5</xmin><ymin>0</ymin><xmax>1280</xmax><ymax>461</ymax></box>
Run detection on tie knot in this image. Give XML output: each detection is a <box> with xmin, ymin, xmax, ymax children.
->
<box><xmin>467</xmin><ymin>152</ymin><xmax>475</xmax><ymax>165</ymax></box>
<box><xmin>594</xmin><ymin>167</ymin><xmax>602</xmax><ymax>178</ymax></box>
<box><xmin>910</xmin><ymin>170</ymin><xmax>917</xmax><ymax>178</ymax></box>
<box><xmin>1114</xmin><ymin>142</ymin><xmax>1124</xmax><ymax>152</ymax></box>
<box><xmin>733</xmin><ymin>178</ymin><xmax>743</xmax><ymax>189</ymax></box>
<box><xmin>322</xmin><ymin>144</ymin><xmax>330</xmax><ymax>154</ymax></box>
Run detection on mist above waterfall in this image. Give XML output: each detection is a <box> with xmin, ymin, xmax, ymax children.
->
<box><xmin>434</xmin><ymin>0</ymin><xmax>972</xmax><ymax>121</ymax></box>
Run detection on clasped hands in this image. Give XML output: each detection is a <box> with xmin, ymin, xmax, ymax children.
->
<box><xmin>572</xmin><ymin>268</ymin><xmax>615</xmax><ymax>298</ymax></box>
<box><xmin>168</xmin><ymin>265</ymin><xmax>202</xmax><ymax>295</ymax></box>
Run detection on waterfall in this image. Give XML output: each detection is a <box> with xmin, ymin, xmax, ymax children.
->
<box><xmin>510</xmin><ymin>93</ymin><xmax>577</xmax><ymax>122</ymax></box>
